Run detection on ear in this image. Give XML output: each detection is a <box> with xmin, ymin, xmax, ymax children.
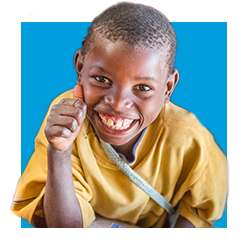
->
<box><xmin>164</xmin><ymin>69</ymin><xmax>179</xmax><ymax>103</ymax></box>
<box><xmin>74</xmin><ymin>49</ymin><xmax>84</xmax><ymax>78</ymax></box>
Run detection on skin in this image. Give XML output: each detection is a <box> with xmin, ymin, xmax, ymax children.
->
<box><xmin>76</xmin><ymin>40</ymin><xmax>179</xmax><ymax>159</ymax></box>
<box><xmin>41</xmin><ymin>39</ymin><xmax>195</xmax><ymax>228</ymax></box>
<box><xmin>88</xmin><ymin>213</ymin><xmax>194</xmax><ymax>228</ymax></box>
<box><xmin>43</xmin><ymin>85</ymin><xmax>85</xmax><ymax>228</ymax></box>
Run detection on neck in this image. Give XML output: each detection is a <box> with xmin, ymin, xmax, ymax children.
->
<box><xmin>112</xmin><ymin>132</ymin><xmax>142</xmax><ymax>162</ymax></box>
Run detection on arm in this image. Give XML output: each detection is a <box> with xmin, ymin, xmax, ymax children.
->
<box><xmin>89</xmin><ymin>215</ymin><xmax>194</xmax><ymax>228</ymax></box>
<box><xmin>43</xmin><ymin>84</ymin><xmax>86</xmax><ymax>228</ymax></box>
<box><xmin>44</xmin><ymin>145</ymin><xmax>82</xmax><ymax>228</ymax></box>
<box><xmin>89</xmin><ymin>214</ymin><xmax>141</xmax><ymax>228</ymax></box>
<box><xmin>174</xmin><ymin>215</ymin><xmax>195</xmax><ymax>228</ymax></box>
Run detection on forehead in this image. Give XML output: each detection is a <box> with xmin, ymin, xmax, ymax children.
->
<box><xmin>84</xmin><ymin>39</ymin><xmax>167</xmax><ymax>82</ymax></box>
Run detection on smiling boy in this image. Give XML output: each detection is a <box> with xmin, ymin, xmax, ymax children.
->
<box><xmin>12</xmin><ymin>2</ymin><xmax>227</xmax><ymax>228</ymax></box>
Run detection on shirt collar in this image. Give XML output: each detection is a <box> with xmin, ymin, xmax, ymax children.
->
<box><xmin>90</xmin><ymin>124</ymin><xmax>147</xmax><ymax>164</ymax></box>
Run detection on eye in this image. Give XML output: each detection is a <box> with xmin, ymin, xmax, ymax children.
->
<box><xmin>93</xmin><ymin>76</ymin><xmax>111</xmax><ymax>84</ymax></box>
<box><xmin>134</xmin><ymin>84</ymin><xmax>152</xmax><ymax>92</ymax></box>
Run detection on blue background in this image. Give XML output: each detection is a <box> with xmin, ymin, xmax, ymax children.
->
<box><xmin>21</xmin><ymin>22</ymin><xmax>227</xmax><ymax>228</ymax></box>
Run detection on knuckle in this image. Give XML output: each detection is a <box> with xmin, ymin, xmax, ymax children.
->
<box><xmin>59</xmin><ymin>98</ymin><xmax>67</xmax><ymax>104</ymax></box>
<box><xmin>75</xmin><ymin>107</ymin><xmax>83</xmax><ymax>118</ymax></box>
<box><xmin>60</xmin><ymin>127</ymin><xmax>71</xmax><ymax>137</ymax></box>
<box><xmin>76</xmin><ymin>105</ymin><xmax>87</xmax><ymax>120</ymax></box>
<box><xmin>68</xmin><ymin>117</ymin><xmax>78</xmax><ymax>131</ymax></box>
<box><xmin>44</xmin><ymin>125</ymin><xmax>49</xmax><ymax>135</ymax></box>
<box><xmin>50</xmin><ymin>104</ymin><xmax>58</xmax><ymax>113</ymax></box>
<box><xmin>44</xmin><ymin>125</ymin><xmax>53</xmax><ymax>139</ymax></box>
<box><xmin>47</xmin><ymin>114</ymin><xmax>53</xmax><ymax>123</ymax></box>
<box><xmin>82</xmin><ymin>103</ymin><xmax>87</xmax><ymax>112</ymax></box>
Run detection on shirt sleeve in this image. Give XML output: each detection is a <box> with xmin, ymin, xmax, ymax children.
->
<box><xmin>178</xmin><ymin>134</ymin><xmax>228</xmax><ymax>228</ymax></box>
<box><xmin>11</xmin><ymin>91</ymin><xmax>96</xmax><ymax>228</ymax></box>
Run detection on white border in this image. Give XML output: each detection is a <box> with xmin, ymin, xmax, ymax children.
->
<box><xmin>1</xmin><ymin>0</ymin><xmax>249</xmax><ymax>249</ymax></box>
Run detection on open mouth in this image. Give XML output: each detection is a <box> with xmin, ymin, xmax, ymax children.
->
<box><xmin>98</xmin><ymin>113</ymin><xmax>135</xmax><ymax>131</ymax></box>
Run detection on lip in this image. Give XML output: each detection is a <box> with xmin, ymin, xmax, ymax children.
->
<box><xmin>94</xmin><ymin>110</ymin><xmax>138</xmax><ymax>136</ymax></box>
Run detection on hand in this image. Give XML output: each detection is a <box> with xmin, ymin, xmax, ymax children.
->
<box><xmin>45</xmin><ymin>84</ymin><xmax>86</xmax><ymax>151</ymax></box>
<box><xmin>89</xmin><ymin>214</ymin><xmax>141</xmax><ymax>228</ymax></box>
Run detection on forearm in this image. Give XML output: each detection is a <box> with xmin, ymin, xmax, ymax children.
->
<box><xmin>44</xmin><ymin>144</ymin><xmax>83</xmax><ymax>228</ymax></box>
<box><xmin>174</xmin><ymin>215</ymin><xmax>195</xmax><ymax>228</ymax></box>
<box><xmin>89</xmin><ymin>214</ymin><xmax>141</xmax><ymax>228</ymax></box>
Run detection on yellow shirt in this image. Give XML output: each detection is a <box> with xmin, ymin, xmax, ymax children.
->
<box><xmin>12</xmin><ymin>90</ymin><xmax>227</xmax><ymax>228</ymax></box>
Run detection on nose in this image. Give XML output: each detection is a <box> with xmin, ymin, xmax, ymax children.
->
<box><xmin>104</xmin><ymin>88</ymin><xmax>133</xmax><ymax>112</ymax></box>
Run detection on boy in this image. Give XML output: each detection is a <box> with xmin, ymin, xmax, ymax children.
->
<box><xmin>12</xmin><ymin>2</ymin><xmax>227</xmax><ymax>228</ymax></box>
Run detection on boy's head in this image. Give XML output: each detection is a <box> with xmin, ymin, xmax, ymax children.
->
<box><xmin>83</xmin><ymin>2</ymin><xmax>177</xmax><ymax>79</ymax></box>
<box><xmin>74</xmin><ymin>2</ymin><xmax>179</xmax><ymax>147</ymax></box>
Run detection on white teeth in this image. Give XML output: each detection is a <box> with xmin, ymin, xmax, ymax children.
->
<box><xmin>107</xmin><ymin>119</ymin><xmax>114</xmax><ymax>127</ymax></box>
<box><xmin>115</xmin><ymin>120</ymin><xmax>122</xmax><ymax>128</ymax></box>
<box><xmin>98</xmin><ymin>113</ymin><xmax>134</xmax><ymax>130</ymax></box>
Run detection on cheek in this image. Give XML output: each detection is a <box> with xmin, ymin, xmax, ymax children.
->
<box><xmin>84</xmin><ymin>88</ymin><xmax>99</xmax><ymax>105</ymax></box>
<box><xmin>143</xmin><ymin>92</ymin><xmax>166</xmax><ymax>120</ymax></box>
<box><xmin>140</xmin><ymin>99</ymin><xmax>164</xmax><ymax>123</ymax></box>
<box><xmin>81</xmin><ymin>81</ymin><xmax>102</xmax><ymax>106</ymax></box>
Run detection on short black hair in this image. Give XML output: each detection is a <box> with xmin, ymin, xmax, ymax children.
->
<box><xmin>82</xmin><ymin>2</ymin><xmax>177</xmax><ymax>78</ymax></box>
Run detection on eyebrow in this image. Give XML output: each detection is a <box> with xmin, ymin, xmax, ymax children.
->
<box><xmin>89</xmin><ymin>65</ymin><xmax>111</xmax><ymax>75</ymax></box>
<box><xmin>134</xmin><ymin>76</ymin><xmax>157</xmax><ymax>83</ymax></box>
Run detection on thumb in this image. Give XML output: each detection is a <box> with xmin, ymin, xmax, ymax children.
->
<box><xmin>73</xmin><ymin>84</ymin><xmax>84</xmax><ymax>102</ymax></box>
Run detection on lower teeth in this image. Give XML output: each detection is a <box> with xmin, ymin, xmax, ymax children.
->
<box><xmin>104</xmin><ymin>123</ymin><xmax>130</xmax><ymax>130</ymax></box>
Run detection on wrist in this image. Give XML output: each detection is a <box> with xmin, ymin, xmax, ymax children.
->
<box><xmin>47</xmin><ymin>143</ymin><xmax>72</xmax><ymax>158</ymax></box>
<box><xmin>47</xmin><ymin>144</ymin><xmax>73</xmax><ymax>172</ymax></box>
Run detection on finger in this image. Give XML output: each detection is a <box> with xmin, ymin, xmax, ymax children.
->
<box><xmin>50</xmin><ymin>104</ymin><xmax>86</xmax><ymax>124</ymax></box>
<box><xmin>45</xmin><ymin>125</ymin><xmax>72</xmax><ymax>139</ymax></box>
<box><xmin>57</xmin><ymin>98</ymin><xmax>86</xmax><ymax>116</ymax></box>
<box><xmin>73</xmin><ymin>84</ymin><xmax>84</xmax><ymax>102</ymax></box>
<box><xmin>58</xmin><ymin>98</ymin><xmax>81</xmax><ymax>106</ymax></box>
<box><xmin>54</xmin><ymin>116</ymin><xmax>79</xmax><ymax>133</ymax></box>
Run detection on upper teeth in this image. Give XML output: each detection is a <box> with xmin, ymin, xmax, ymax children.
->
<box><xmin>116</xmin><ymin>120</ymin><xmax>122</xmax><ymax>127</ymax></box>
<box><xmin>107</xmin><ymin>119</ymin><xmax>114</xmax><ymax>127</ymax></box>
<box><xmin>98</xmin><ymin>114</ymin><xmax>134</xmax><ymax>130</ymax></box>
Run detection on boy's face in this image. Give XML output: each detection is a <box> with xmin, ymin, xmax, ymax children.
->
<box><xmin>77</xmin><ymin>39</ymin><xmax>178</xmax><ymax>147</ymax></box>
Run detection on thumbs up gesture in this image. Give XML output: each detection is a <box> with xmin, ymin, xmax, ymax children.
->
<box><xmin>44</xmin><ymin>84</ymin><xmax>87</xmax><ymax>151</ymax></box>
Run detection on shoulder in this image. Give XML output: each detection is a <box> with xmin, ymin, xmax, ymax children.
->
<box><xmin>155</xmin><ymin>102</ymin><xmax>226</xmax><ymax>172</ymax></box>
<box><xmin>163</xmin><ymin>102</ymin><xmax>205</xmax><ymax>132</ymax></box>
<box><xmin>155</xmin><ymin>103</ymin><xmax>227</xmax><ymax>200</ymax></box>
<box><xmin>158</xmin><ymin>102</ymin><xmax>211</xmax><ymax>147</ymax></box>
